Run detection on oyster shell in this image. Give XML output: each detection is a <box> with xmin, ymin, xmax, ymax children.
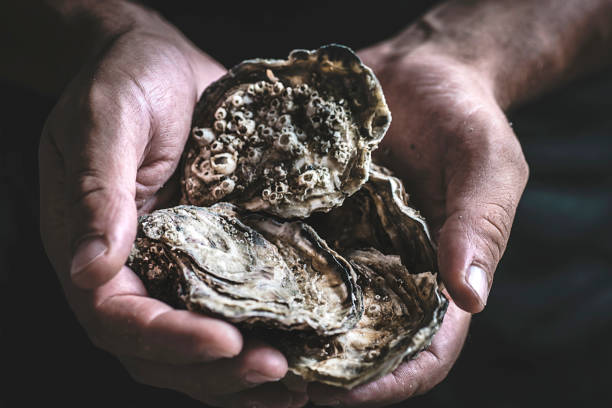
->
<box><xmin>277</xmin><ymin>248</ymin><xmax>447</xmax><ymax>389</ymax></box>
<box><xmin>181</xmin><ymin>44</ymin><xmax>391</xmax><ymax>218</ymax></box>
<box><xmin>309</xmin><ymin>164</ymin><xmax>437</xmax><ymax>274</ymax></box>
<box><xmin>127</xmin><ymin>204</ymin><xmax>362</xmax><ymax>334</ymax></box>
<box><xmin>273</xmin><ymin>165</ymin><xmax>448</xmax><ymax>388</ymax></box>
<box><xmin>129</xmin><ymin>44</ymin><xmax>445</xmax><ymax>390</ymax></box>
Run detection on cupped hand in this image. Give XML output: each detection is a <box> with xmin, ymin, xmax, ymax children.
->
<box><xmin>39</xmin><ymin>22</ymin><xmax>305</xmax><ymax>408</ymax></box>
<box><xmin>306</xmin><ymin>43</ymin><xmax>529</xmax><ymax>407</ymax></box>
<box><xmin>360</xmin><ymin>45</ymin><xmax>529</xmax><ymax>313</ymax></box>
<box><xmin>308</xmin><ymin>298</ymin><xmax>470</xmax><ymax>407</ymax></box>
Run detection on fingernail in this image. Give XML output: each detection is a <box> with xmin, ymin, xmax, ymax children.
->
<box><xmin>71</xmin><ymin>236</ymin><xmax>107</xmax><ymax>277</ymax></box>
<box><xmin>467</xmin><ymin>265</ymin><xmax>489</xmax><ymax>305</ymax></box>
<box><xmin>243</xmin><ymin>371</ymin><xmax>282</xmax><ymax>385</ymax></box>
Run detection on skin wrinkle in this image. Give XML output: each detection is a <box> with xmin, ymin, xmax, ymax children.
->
<box><xmin>23</xmin><ymin>0</ymin><xmax>612</xmax><ymax>406</ymax></box>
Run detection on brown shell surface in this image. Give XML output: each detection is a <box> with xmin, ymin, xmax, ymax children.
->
<box><xmin>277</xmin><ymin>248</ymin><xmax>447</xmax><ymax>389</ymax></box>
<box><xmin>279</xmin><ymin>165</ymin><xmax>448</xmax><ymax>388</ymax></box>
<box><xmin>127</xmin><ymin>204</ymin><xmax>362</xmax><ymax>334</ymax></box>
<box><xmin>181</xmin><ymin>44</ymin><xmax>391</xmax><ymax>218</ymax></box>
<box><xmin>130</xmin><ymin>44</ymin><xmax>446</xmax><ymax>390</ymax></box>
<box><xmin>309</xmin><ymin>164</ymin><xmax>437</xmax><ymax>274</ymax></box>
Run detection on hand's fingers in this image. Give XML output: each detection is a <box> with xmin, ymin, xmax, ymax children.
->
<box><xmin>308</xmin><ymin>301</ymin><xmax>470</xmax><ymax>407</ymax></box>
<box><xmin>120</xmin><ymin>339</ymin><xmax>288</xmax><ymax>404</ymax></box>
<box><xmin>43</xmin><ymin>78</ymin><xmax>157</xmax><ymax>289</ymax></box>
<box><xmin>439</xmin><ymin>114</ymin><xmax>529</xmax><ymax>313</ymax></box>
<box><xmin>78</xmin><ymin>265</ymin><xmax>243</xmax><ymax>363</ymax></box>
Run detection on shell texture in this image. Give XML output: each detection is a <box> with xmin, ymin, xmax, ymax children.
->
<box><xmin>277</xmin><ymin>248</ymin><xmax>447</xmax><ymax>389</ymax></box>
<box><xmin>181</xmin><ymin>44</ymin><xmax>391</xmax><ymax>218</ymax></box>
<box><xmin>278</xmin><ymin>166</ymin><xmax>448</xmax><ymax>388</ymax></box>
<box><xmin>128</xmin><ymin>204</ymin><xmax>362</xmax><ymax>334</ymax></box>
<box><xmin>128</xmin><ymin>45</ymin><xmax>447</xmax><ymax>391</ymax></box>
<box><xmin>309</xmin><ymin>163</ymin><xmax>437</xmax><ymax>274</ymax></box>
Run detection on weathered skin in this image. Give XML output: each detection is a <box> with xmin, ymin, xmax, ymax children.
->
<box><xmin>181</xmin><ymin>44</ymin><xmax>391</xmax><ymax>218</ymax></box>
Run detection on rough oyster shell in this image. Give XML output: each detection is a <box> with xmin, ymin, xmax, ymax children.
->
<box><xmin>181</xmin><ymin>44</ymin><xmax>391</xmax><ymax>218</ymax></box>
<box><xmin>277</xmin><ymin>165</ymin><xmax>448</xmax><ymax>388</ymax></box>
<box><xmin>127</xmin><ymin>204</ymin><xmax>362</xmax><ymax>334</ymax></box>
<box><xmin>277</xmin><ymin>248</ymin><xmax>447</xmax><ymax>389</ymax></box>
<box><xmin>309</xmin><ymin>163</ymin><xmax>437</xmax><ymax>274</ymax></box>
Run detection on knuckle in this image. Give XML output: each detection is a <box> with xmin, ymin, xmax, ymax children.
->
<box><xmin>84</xmin><ymin>70</ymin><xmax>153</xmax><ymax>138</ymax></box>
<box><xmin>516</xmin><ymin>153</ymin><xmax>530</xmax><ymax>186</ymax></box>
<box><xmin>500</xmin><ymin>135</ymin><xmax>530</xmax><ymax>188</ymax></box>
<box><xmin>477</xmin><ymin>201</ymin><xmax>514</xmax><ymax>266</ymax></box>
<box><xmin>72</xmin><ymin>170</ymin><xmax>108</xmax><ymax>203</ymax></box>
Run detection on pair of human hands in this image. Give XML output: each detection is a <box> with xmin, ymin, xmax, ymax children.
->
<box><xmin>39</xmin><ymin>22</ymin><xmax>528</xmax><ymax>408</ymax></box>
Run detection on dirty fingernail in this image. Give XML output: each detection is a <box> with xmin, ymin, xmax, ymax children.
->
<box><xmin>243</xmin><ymin>371</ymin><xmax>282</xmax><ymax>385</ymax></box>
<box><xmin>71</xmin><ymin>236</ymin><xmax>107</xmax><ymax>277</ymax></box>
<box><xmin>467</xmin><ymin>265</ymin><xmax>489</xmax><ymax>305</ymax></box>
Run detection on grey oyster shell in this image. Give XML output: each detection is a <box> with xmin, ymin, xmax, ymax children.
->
<box><xmin>309</xmin><ymin>164</ymin><xmax>437</xmax><ymax>275</ymax></box>
<box><xmin>276</xmin><ymin>165</ymin><xmax>448</xmax><ymax>388</ymax></box>
<box><xmin>127</xmin><ymin>204</ymin><xmax>363</xmax><ymax>335</ymax></box>
<box><xmin>181</xmin><ymin>44</ymin><xmax>391</xmax><ymax>218</ymax></box>
<box><xmin>276</xmin><ymin>248</ymin><xmax>447</xmax><ymax>389</ymax></box>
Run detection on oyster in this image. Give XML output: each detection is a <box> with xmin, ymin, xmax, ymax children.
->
<box><xmin>129</xmin><ymin>44</ymin><xmax>446</xmax><ymax>391</ymax></box>
<box><xmin>181</xmin><ymin>44</ymin><xmax>391</xmax><ymax>218</ymax></box>
<box><xmin>127</xmin><ymin>204</ymin><xmax>362</xmax><ymax>334</ymax></box>
<box><xmin>273</xmin><ymin>165</ymin><xmax>447</xmax><ymax>388</ymax></box>
<box><xmin>309</xmin><ymin>164</ymin><xmax>437</xmax><ymax>274</ymax></box>
<box><xmin>277</xmin><ymin>248</ymin><xmax>447</xmax><ymax>389</ymax></box>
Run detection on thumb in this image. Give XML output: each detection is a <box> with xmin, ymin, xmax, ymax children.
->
<box><xmin>63</xmin><ymin>91</ymin><xmax>145</xmax><ymax>289</ymax></box>
<box><xmin>68</xmin><ymin>171</ymin><xmax>137</xmax><ymax>290</ymax></box>
<box><xmin>437</xmin><ymin>143</ymin><xmax>528</xmax><ymax>313</ymax></box>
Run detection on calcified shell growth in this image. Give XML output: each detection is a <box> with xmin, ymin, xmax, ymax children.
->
<box><xmin>309</xmin><ymin>164</ymin><xmax>437</xmax><ymax>274</ymax></box>
<box><xmin>182</xmin><ymin>44</ymin><xmax>391</xmax><ymax>218</ymax></box>
<box><xmin>272</xmin><ymin>167</ymin><xmax>447</xmax><ymax>388</ymax></box>
<box><xmin>128</xmin><ymin>167</ymin><xmax>447</xmax><ymax>389</ymax></box>
<box><xmin>128</xmin><ymin>204</ymin><xmax>362</xmax><ymax>334</ymax></box>
<box><xmin>129</xmin><ymin>45</ymin><xmax>446</xmax><ymax>390</ymax></box>
<box><xmin>278</xmin><ymin>249</ymin><xmax>447</xmax><ymax>389</ymax></box>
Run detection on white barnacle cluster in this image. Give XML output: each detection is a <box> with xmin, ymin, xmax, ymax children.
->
<box><xmin>186</xmin><ymin>68</ymin><xmax>359</xmax><ymax>214</ymax></box>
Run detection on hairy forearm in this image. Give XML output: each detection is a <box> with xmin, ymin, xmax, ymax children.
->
<box><xmin>0</xmin><ymin>0</ymin><xmax>157</xmax><ymax>94</ymax></box>
<box><xmin>374</xmin><ymin>0</ymin><xmax>612</xmax><ymax>109</ymax></box>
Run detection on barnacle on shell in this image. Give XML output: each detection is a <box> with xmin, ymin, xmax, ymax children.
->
<box><xmin>129</xmin><ymin>45</ymin><xmax>447</xmax><ymax>391</ymax></box>
<box><xmin>181</xmin><ymin>44</ymin><xmax>391</xmax><ymax>218</ymax></box>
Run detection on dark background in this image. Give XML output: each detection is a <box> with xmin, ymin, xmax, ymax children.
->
<box><xmin>2</xmin><ymin>2</ymin><xmax>611</xmax><ymax>407</ymax></box>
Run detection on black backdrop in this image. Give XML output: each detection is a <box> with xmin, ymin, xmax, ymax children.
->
<box><xmin>2</xmin><ymin>2</ymin><xmax>612</xmax><ymax>407</ymax></box>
